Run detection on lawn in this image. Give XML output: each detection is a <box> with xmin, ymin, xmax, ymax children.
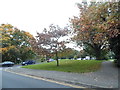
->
<box><xmin>22</xmin><ymin>59</ymin><xmax>103</xmax><ymax>73</ymax></box>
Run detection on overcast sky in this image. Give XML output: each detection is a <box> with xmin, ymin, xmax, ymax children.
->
<box><xmin>0</xmin><ymin>0</ymin><xmax>85</xmax><ymax>50</ymax></box>
<box><xmin>0</xmin><ymin>0</ymin><xmax>83</xmax><ymax>36</ymax></box>
<box><xmin>0</xmin><ymin>0</ymin><xmax>116</xmax><ymax>36</ymax></box>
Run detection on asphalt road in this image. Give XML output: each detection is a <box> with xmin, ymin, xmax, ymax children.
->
<box><xmin>1</xmin><ymin>70</ymin><xmax>73</xmax><ymax>88</ymax></box>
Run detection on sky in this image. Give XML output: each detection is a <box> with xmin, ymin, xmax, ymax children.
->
<box><xmin>0</xmin><ymin>0</ymin><xmax>117</xmax><ymax>35</ymax></box>
<box><xmin>0</xmin><ymin>0</ymin><xmax>82</xmax><ymax>36</ymax></box>
<box><xmin>0</xmin><ymin>0</ymin><xmax>84</xmax><ymax>50</ymax></box>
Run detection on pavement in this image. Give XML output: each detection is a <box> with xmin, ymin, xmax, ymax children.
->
<box><xmin>2</xmin><ymin>71</ymin><xmax>74</xmax><ymax>88</ymax></box>
<box><xmin>3</xmin><ymin>61</ymin><xmax>119</xmax><ymax>88</ymax></box>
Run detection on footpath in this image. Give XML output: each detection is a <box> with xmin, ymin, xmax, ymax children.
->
<box><xmin>5</xmin><ymin>61</ymin><xmax>119</xmax><ymax>88</ymax></box>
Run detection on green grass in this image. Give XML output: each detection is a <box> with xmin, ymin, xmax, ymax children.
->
<box><xmin>22</xmin><ymin>59</ymin><xmax>103</xmax><ymax>73</ymax></box>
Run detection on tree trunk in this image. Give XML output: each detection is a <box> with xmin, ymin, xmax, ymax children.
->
<box><xmin>95</xmin><ymin>50</ymin><xmax>102</xmax><ymax>60</ymax></box>
<box><xmin>84</xmin><ymin>42</ymin><xmax>103</xmax><ymax>60</ymax></box>
<box><xmin>55</xmin><ymin>51</ymin><xmax>59</xmax><ymax>66</ymax></box>
<box><xmin>94</xmin><ymin>44</ymin><xmax>102</xmax><ymax>60</ymax></box>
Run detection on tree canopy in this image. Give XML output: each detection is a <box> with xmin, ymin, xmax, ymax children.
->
<box><xmin>33</xmin><ymin>24</ymin><xmax>68</xmax><ymax>66</ymax></box>
<box><xmin>70</xmin><ymin>2</ymin><xmax>120</xmax><ymax>60</ymax></box>
<box><xmin>0</xmin><ymin>24</ymin><xmax>36</xmax><ymax>63</ymax></box>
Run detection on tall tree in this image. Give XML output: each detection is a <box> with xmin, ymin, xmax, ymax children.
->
<box><xmin>36</xmin><ymin>24</ymin><xmax>68</xmax><ymax>66</ymax></box>
<box><xmin>0</xmin><ymin>24</ymin><xmax>35</xmax><ymax>63</ymax></box>
<box><xmin>107</xmin><ymin>2</ymin><xmax>120</xmax><ymax>66</ymax></box>
<box><xmin>70</xmin><ymin>2</ymin><xmax>120</xmax><ymax>60</ymax></box>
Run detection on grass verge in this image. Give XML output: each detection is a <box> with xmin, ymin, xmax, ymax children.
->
<box><xmin>22</xmin><ymin>59</ymin><xmax>103</xmax><ymax>73</ymax></box>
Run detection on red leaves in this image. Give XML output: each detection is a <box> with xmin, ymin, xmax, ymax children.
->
<box><xmin>33</xmin><ymin>24</ymin><xmax>68</xmax><ymax>56</ymax></box>
<box><xmin>71</xmin><ymin>2</ymin><xmax>119</xmax><ymax>45</ymax></box>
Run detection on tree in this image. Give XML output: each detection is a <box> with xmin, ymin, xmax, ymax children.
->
<box><xmin>36</xmin><ymin>24</ymin><xmax>68</xmax><ymax>66</ymax></box>
<box><xmin>107</xmin><ymin>2</ymin><xmax>120</xmax><ymax>66</ymax></box>
<box><xmin>70</xmin><ymin>2</ymin><xmax>119</xmax><ymax>60</ymax></box>
<box><xmin>57</xmin><ymin>48</ymin><xmax>78</xmax><ymax>59</ymax></box>
<box><xmin>0</xmin><ymin>24</ymin><xmax>35</xmax><ymax>63</ymax></box>
<box><xmin>109</xmin><ymin>34</ymin><xmax>120</xmax><ymax>66</ymax></box>
<box><xmin>83</xmin><ymin>43</ymin><xmax>109</xmax><ymax>60</ymax></box>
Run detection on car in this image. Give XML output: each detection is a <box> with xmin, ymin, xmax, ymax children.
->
<box><xmin>2</xmin><ymin>61</ymin><xmax>14</xmax><ymax>67</ymax></box>
<box><xmin>47</xmin><ymin>59</ymin><xmax>55</xmax><ymax>62</ymax></box>
<box><xmin>22</xmin><ymin>60</ymin><xmax>36</xmax><ymax>65</ymax></box>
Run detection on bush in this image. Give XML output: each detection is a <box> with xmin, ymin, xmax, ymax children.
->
<box><xmin>114</xmin><ymin>60</ymin><xmax>120</xmax><ymax>67</ymax></box>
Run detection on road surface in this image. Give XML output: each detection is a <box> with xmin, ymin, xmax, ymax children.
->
<box><xmin>1</xmin><ymin>70</ymin><xmax>73</xmax><ymax>88</ymax></box>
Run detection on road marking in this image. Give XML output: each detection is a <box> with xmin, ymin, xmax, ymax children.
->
<box><xmin>4</xmin><ymin>70</ymin><xmax>85</xmax><ymax>88</ymax></box>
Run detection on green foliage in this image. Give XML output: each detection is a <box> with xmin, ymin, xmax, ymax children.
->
<box><xmin>109</xmin><ymin>34</ymin><xmax>120</xmax><ymax>66</ymax></box>
<box><xmin>105</xmin><ymin>51</ymin><xmax>115</xmax><ymax>60</ymax></box>
<box><xmin>73</xmin><ymin>55</ymin><xmax>77</xmax><ymax>60</ymax></box>
<box><xmin>57</xmin><ymin>48</ymin><xmax>79</xmax><ymax>59</ymax></box>
<box><xmin>0</xmin><ymin>24</ymin><xmax>36</xmax><ymax>63</ymax></box>
<box><xmin>83</xmin><ymin>44</ymin><xmax>108</xmax><ymax>60</ymax></box>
